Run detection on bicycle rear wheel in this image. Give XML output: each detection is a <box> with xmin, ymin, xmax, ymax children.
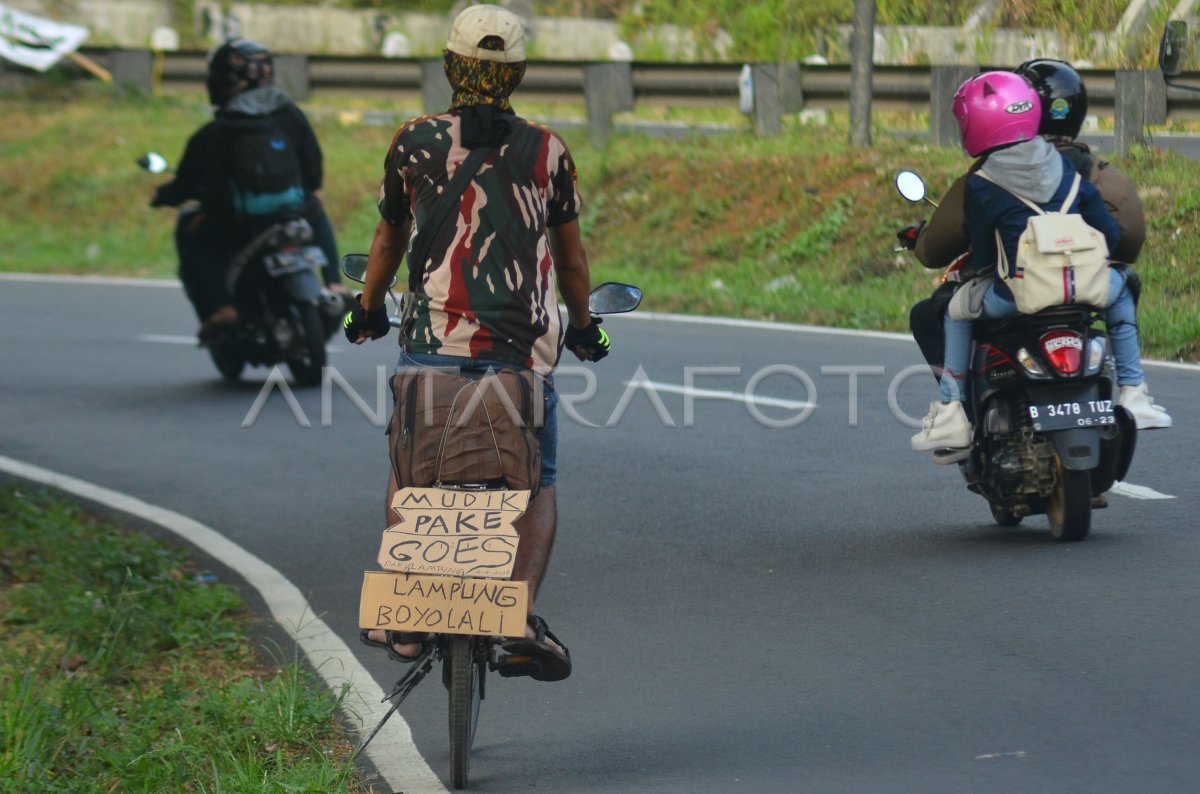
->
<box><xmin>448</xmin><ymin>636</ymin><xmax>484</xmax><ymax>789</ymax></box>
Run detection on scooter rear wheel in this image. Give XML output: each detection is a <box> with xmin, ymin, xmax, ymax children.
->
<box><xmin>1047</xmin><ymin>466</ymin><xmax>1091</xmax><ymax>542</ymax></box>
<box><xmin>989</xmin><ymin>501</ymin><xmax>1022</xmax><ymax>527</ymax></box>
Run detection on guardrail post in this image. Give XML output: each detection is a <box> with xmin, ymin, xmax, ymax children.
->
<box><xmin>1114</xmin><ymin>69</ymin><xmax>1149</xmax><ymax>154</ymax></box>
<box><xmin>930</xmin><ymin>65</ymin><xmax>977</xmax><ymax>147</ymax></box>
<box><xmin>780</xmin><ymin>63</ymin><xmax>803</xmax><ymax>114</ymax></box>
<box><xmin>421</xmin><ymin>60</ymin><xmax>452</xmax><ymax>114</ymax></box>
<box><xmin>583</xmin><ymin>62</ymin><xmax>633</xmax><ymax>149</ymax></box>
<box><xmin>110</xmin><ymin>49</ymin><xmax>153</xmax><ymax>96</ymax></box>
<box><xmin>1144</xmin><ymin>69</ymin><xmax>1167</xmax><ymax>126</ymax></box>
<box><xmin>751</xmin><ymin>64</ymin><xmax>783</xmax><ymax>136</ymax></box>
<box><xmin>274</xmin><ymin>54</ymin><xmax>310</xmax><ymax>102</ymax></box>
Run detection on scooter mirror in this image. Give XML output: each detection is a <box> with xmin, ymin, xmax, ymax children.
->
<box><xmin>137</xmin><ymin>152</ymin><xmax>169</xmax><ymax>174</ymax></box>
<box><xmin>1160</xmin><ymin>19</ymin><xmax>1187</xmax><ymax>78</ymax></box>
<box><xmin>588</xmin><ymin>282</ymin><xmax>643</xmax><ymax>315</ymax></box>
<box><xmin>895</xmin><ymin>171</ymin><xmax>927</xmax><ymax>203</ymax></box>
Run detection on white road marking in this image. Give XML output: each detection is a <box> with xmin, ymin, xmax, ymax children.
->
<box><xmin>1111</xmin><ymin>481</ymin><xmax>1177</xmax><ymax>500</ymax></box>
<box><xmin>626</xmin><ymin>378</ymin><xmax>815</xmax><ymax>411</ymax></box>
<box><xmin>0</xmin><ymin>272</ymin><xmax>181</xmax><ymax>288</ymax></box>
<box><xmin>627</xmin><ymin>310</ymin><xmax>912</xmax><ymax>342</ymax></box>
<box><xmin>975</xmin><ymin>751</ymin><xmax>1028</xmax><ymax>760</ymax></box>
<box><xmin>620</xmin><ymin>311</ymin><xmax>1200</xmax><ymax>372</ymax></box>
<box><xmin>139</xmin><ymin>334</ymin><xmax>197</xmax><ymax>345</ymax></box>
<box><xmin>0</xmin><ymin>454</ymin><xmax>446</xmax><ymax>794</ymax></box>
<box><xmin>138</xmin><ymin>334</ymin><xmax>346</xmax><ymax>353</ymax></box>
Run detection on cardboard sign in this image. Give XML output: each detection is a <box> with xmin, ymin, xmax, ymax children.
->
<box><xmin>378</xmin><ymin>488</ymin><xmax>529</xmax><ymax>578</ymax></box>
<box><xmin>359</xmin><ymin>571</ymin><xmax>527</xmax><ymax>638</ymax></box>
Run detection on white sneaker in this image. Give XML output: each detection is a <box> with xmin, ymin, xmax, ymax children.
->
<box><xmin>912</xmin><ymin>401</ymin><xmax>972</xmax><ymax>452</ymax></box>
<box><xmin>1118</xmin><ymin>383</ymin><xmax>1172</xmax><ymax>430</ymax></box>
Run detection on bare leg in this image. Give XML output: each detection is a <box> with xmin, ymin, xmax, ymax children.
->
<box><xmin>511</xmin><ymin>486</ymin><xmax>556</xmax><ymax>609</ymax></box>
<box><xmin>366</xmin><ymin>469</ymin><xmax>423</xmax><ymax>657</ymax></box>
<box><xmin>508</xmin><ymin>487</ymin><xmax>566</xmax><ymax>652</ymax></box>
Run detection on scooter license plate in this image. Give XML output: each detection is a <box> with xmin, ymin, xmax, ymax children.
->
<box><xmin>1027</xmin><ymin>399</ymin><xmax>1115</xmax><ymax>431</ymax></box>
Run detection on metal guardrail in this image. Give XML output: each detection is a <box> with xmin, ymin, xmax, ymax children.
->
<box><xmin>78</xmin><ymin>48</ymin><xmax>1200</xmax><ymax>120</ymax></box>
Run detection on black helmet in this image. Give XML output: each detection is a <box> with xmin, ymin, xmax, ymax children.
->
<box><xmin>206</xmin><ymin>38</ymin><xmax>274</xmax><ymax>107</ymax></box>
<box><xmin>1013</xmin><ymin>58</ymin><xmax>1088</xmax><ymax>139</ymax></box>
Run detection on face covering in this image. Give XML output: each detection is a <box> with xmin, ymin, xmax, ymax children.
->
<box><xmin>444</xmin><ymin>49</ymin><xmax>526</xmax><ymax>111</ymax></box>
<box><xmin>443</xmin><ymin>50</ymin><xmax>526</xmax><ymax>148</ymax></box>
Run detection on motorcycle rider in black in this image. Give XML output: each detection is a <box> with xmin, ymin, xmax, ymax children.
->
<box><xmin>150</xmin><ymin>38</ymin><xmax>345</xmax><ymax>337</ymax></box>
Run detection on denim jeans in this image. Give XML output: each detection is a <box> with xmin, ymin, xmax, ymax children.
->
<box><xmin>395</xmin><ymin>349</ymin><xmax>558</xmax><ymax>488</ymax></box>
<box><xmin>940</xmin><ymin>268</ymin><xmax>1143</xmax><ymax>402</ymax></box>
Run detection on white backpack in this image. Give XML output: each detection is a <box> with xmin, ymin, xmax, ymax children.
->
<box><xmin>978</xmin><ymin>171</ymin><xmax>1111</xmax><ymax>314</ymax></box>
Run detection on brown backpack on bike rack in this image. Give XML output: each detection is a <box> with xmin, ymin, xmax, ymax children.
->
<box><xmin>388</xmin><ymin>367</ymin><xmax>543</xmax><ymax>496</ymax></box>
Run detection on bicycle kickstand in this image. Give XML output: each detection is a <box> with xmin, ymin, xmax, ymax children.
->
<box><xmin>352</xmin><ymin>647</ymin><xmax>436</xmax><ymax>759</ymax></box>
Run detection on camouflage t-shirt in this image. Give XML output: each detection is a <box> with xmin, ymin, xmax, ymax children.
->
<box><xmin>378</xmin><ymin>111</ymin><xmax>581</xmax><ymax>374</ymax></box>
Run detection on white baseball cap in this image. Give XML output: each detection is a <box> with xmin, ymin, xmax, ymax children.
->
<box><xmin>446</xmin><ymin>4</ymin><xmax>526</xmax><ymax>63</ymax></box>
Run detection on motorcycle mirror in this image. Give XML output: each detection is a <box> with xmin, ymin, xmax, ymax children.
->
<box><xmin>137</xmin><ymin>152</ymin><xmax>170</xmax><ymax>174</ymax></box>
<box><xmin>1160</xmin><ymin>19</ymin><xmax>1187</xmax><ymax>78</ymax></box>
<box><xmin>588</xmin><ymin>282</ymin><xmax>643</xmax><ymax>315</ymax></box>
<box><xmin>895</xmin><ymin>171</ymin><xmax>927</xmax><ymax>203</ymax></box>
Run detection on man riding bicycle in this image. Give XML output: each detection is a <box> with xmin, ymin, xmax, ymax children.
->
<box><xmin>344</xmin><ymin>4</ymin><xmax>609</xmax><ymax>682</ymax></box>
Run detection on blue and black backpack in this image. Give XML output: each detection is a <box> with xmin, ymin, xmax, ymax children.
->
<box><xmin>227</xmin><ymin>116</ymin><xmax>305</xmax><ymax>218</ymax></box>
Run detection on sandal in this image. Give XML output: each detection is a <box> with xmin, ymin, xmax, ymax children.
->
<box><xmin>497</xmin><ymin>614</ymin><xmax>572</xmax><ymax>682</ymax></box>
<box><xmin>360</xmin><ymin>629</ymin><xmax>428</xmax><ymax>663</ymax></box>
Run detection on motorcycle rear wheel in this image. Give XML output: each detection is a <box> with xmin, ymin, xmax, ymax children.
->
<box><xmin>209</xmin><ymin>346</ymin><xmax>245</xmax><ymax>382</ymax></box>
<box><xmin>286</xmin><ymin>302</ymin><xmax>327</xmax><ymax>387</ymax></box>
<box><xmin>1047</xmin><ymin>465</ymin><xmax>1091</xmax><ymax>542</ymax></box>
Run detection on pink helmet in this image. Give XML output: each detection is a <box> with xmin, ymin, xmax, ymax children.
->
<box><xmin>952</xmin><ymin>71</ymin><xmax>1041</xmax><ymax>157</ymax></box>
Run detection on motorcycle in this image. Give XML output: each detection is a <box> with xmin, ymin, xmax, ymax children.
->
<box><xmin>896</xmin><ymin>170</ymin><xmax>1137</xmax><ymax>542</ymax></box>
<box><xmin>139</xmin><ymin>152</ymin><xmax>344</xmax><ymax>386</ymax></box>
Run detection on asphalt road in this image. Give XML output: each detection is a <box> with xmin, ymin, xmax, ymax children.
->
<box><xmin>2</xmin><ymin>277</ymin><xmax>1198</xmax><ymax>793</ymax></box>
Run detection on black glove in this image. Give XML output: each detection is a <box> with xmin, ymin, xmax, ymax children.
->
<box><xmin>896</xmin><ymin>221</ymin><xmax>926</xmax><ymax>251</ymax></box>
<box><xmin>343</xmin><ymin>294</ymin><xmax>390</xmax><ymax>343</ymax></box>
<box><xmin>564</xmin><ymin>316</ymin><xmax>610</xmax><ymax>361</ymax></box>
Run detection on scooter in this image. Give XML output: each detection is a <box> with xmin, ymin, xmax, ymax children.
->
<box><xmin>140</xmin><ymin>152</ymin><xmax>343</xmax><ymax>386</ymax></box>
<box><xmin>896</xmin><ymin>170</ymin><xmax>1136</xmax><ymax>541</ymax></box>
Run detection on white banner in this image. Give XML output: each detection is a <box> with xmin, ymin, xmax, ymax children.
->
<box><xmin>0</xmin><ymin>3</ymin><xmax>89</xmax><ymax>72</ymax></box>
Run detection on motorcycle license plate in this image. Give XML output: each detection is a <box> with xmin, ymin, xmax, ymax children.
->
<box><xmin>1027</xmin><ymin>398</ymin><xmax>1115</xmax><ymax>432</ymax></box>
<box><xmin>264</xmin><ymin>247</ymin><xmax>322</xmax><ymax>277</ymax></box>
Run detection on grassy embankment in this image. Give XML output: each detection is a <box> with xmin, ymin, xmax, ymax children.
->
<box><xmin>1</xmin><ymin>86</ymin><xmax>1197</xmax><ymax>361</ymax></box>
<box><xmin>0</xmin><ymin>487</ymin><xmax>372</xmax><ymax>792</ymax></box>
<box><xmin>173</xmin><ymin>1</ymin><xmax>1141</xmax><ymax>63</ymax></box>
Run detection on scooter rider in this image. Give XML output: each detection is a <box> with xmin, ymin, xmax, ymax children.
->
<box><xmin>149</xmin><ymin>38</ymin><xmax>345</xmax><ymax>336</ymax></box>
<box><xmin>344</xmin><ymin>5</ymin><xmax>609</xmax><ymax>681</ymax></box>
<box><xmin>901</xmin><ymin>60</ymin><xmax>1170</xmax><ymax>431</ymax></box>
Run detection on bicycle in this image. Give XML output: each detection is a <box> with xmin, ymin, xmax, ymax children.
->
<box><xmin>345</xmin><ymin>255</ymin><xmax>642</xmax><ymax>789</ymax></box>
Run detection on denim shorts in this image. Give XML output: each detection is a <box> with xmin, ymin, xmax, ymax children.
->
<box><xmin>395</xmin><ymin>349</ymin><xmax>557</xmax><ymax>488</ymax></box>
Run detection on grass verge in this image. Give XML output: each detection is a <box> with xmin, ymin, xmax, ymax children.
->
<box><xmin>1</xmin><ymin>85</ymin><xmax>1197</xmax><ymax>361</ymax></box>
<box><xmin>0</xmin><ymin>486</ymin><xmax>373</xmax><ymax>793</ymax></box>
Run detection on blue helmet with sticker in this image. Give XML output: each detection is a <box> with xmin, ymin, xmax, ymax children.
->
<box><xmin>1014</xmin><ymin>59</ymin><xmax>1088</xmax><ymax>139</ymax></box>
